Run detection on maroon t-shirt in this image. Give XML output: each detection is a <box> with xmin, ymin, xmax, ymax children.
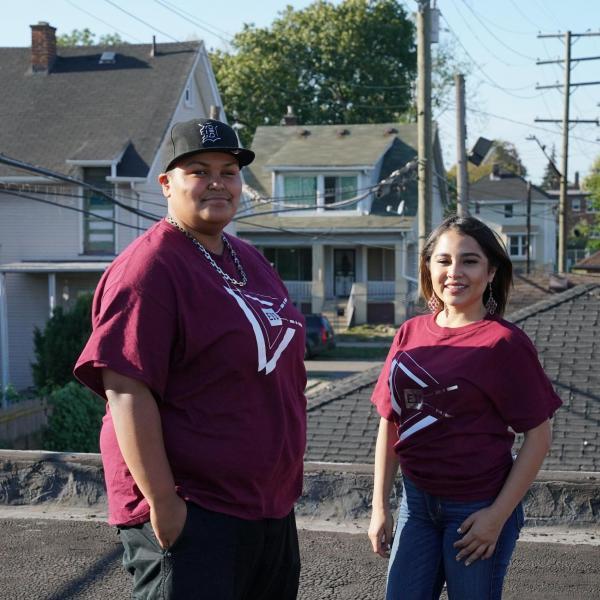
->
<box><xmin>371</xmin><ymin>313</ymin><xmax>562</xmax><ymax>501</ymax></box>
<box><xmin>75</xmin><ymin>220</ymin><xmax>307</xmax><ymax>526</ymax></box>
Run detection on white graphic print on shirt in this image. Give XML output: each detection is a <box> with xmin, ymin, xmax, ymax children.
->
<box><xmin>389</xmin><ymin>351</ymin><xmax>458</xmax><ymax>441</ymax></box>
<box><xmin>224</xmin><ymin>286</ymin><xmax>303</xmax><ymax>375</ymax></box>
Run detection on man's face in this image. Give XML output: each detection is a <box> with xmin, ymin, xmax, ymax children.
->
<box><xmin>159</xmin><ymin>151</ymin><xmax>242</xmax><ymax>235</ymax></box>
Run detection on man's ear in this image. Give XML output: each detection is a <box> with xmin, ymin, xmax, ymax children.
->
<box><xmin>158</xmin><ymin>172</ymin><xmax>170</xmax><ymax>198</ymax></box>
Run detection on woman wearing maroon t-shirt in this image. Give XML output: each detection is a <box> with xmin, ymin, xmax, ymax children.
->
<box><xmin>368</xmin><ymin>216</ymin><xmax>561</xmax><ymax>599</ymax></box>
<box><xmin>75</xmin><ymin>119</ymin><xmax>306</xmax><ymax>600</ymax></box>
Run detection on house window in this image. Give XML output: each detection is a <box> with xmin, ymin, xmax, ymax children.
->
<box><xmin>283</xmin><ymin>176</ymin><xmax>317</xmax><ymax>207</ymax></box>
<box><xmin>571</xmin><ymin>198</ymin><xmax>581</xmax><ymax>211</ymax></box>
<box><xmin>324</xmin><ymin>175</ymin><xmax>357</xmax><ymax>210</ymax></box>
<box><xmin>508</xmin><ymin>234</ymin><xmax>530</xmax><ymax>259</ymax></box>
<box><xmin>586</xmin><ymin>199</ymin><xmax>598</xmax><ymax>214</ymax></box>
<box><xmin>504</xmin><ymin>204</ymin><xmax>513</xmax><ymax>218</ymax></box>
<box><xmin>184</xmin><ymin>85</ymin><xmax>192</xmax><ymax>107</ymax></box>
<box><xmin>83</xmin><ymin>167</ymin><xmax>115</xmax><ymax>255</ymax></box>
<box><xmin>368</xmin><ymin>248</ymin><xmax>394</xmax><ymax>281</ymax></box>
<box><xmin>263</xmin><ymin>247</ymin><xmax>312</xmax><ymax>280</ymax></box>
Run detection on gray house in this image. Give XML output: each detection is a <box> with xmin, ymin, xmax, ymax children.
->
<box><xmin>237</xmin><ymin>121</ymin><xmax>448</xmax><ymax>327</ymax></box>
<box><xmin>0</xmin><ymin>22</ymin><xmax>226</xmax><ymax>391</ymax></box>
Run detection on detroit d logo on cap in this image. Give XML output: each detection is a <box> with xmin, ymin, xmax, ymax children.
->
<box><xmin>198</xmin><ymin>121</ymin><xmax>221</xmax><ymax>144</ymax></box>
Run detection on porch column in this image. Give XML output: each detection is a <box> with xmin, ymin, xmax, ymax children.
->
<box><xmin>0</xmin><ymin>273</ymin><xmax>9</xmax><ymax>408</ymax></box>
<box><xmin>48</xmin><ymin>273</ymin><xmax>56</xmax><ymax>318</ymax></box>
<box><xmin>311</xmin><ymin>243</ymin><xmax>325</xmax><ymax>313</ymax></box>
<box><xmin>394</xmin><ymin>241</ymin><xmax>408</xmax><ymax>325</ymax></box>
<box><xmin>353</xmin><ymin>245</ymin><xmax>368</xmax><ymax>325</ymax></box>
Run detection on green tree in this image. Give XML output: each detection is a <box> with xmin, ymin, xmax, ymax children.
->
<box><xmin>582</xmin><ymin>156</ymin><xmax>600</xmax><ymax>251</ymax></box>
<box><xmin>211</xmin><ymin>0</ymin><xmax>417</xmax><ymax>145</ymax></box>
<box><xmin>540</xmin><ymin>144</ymin><xmax>560</xmax><ymax>190</ymax></box>
<box><xmin>447</xmin><ymin>140</ymin><xmax>528</xmax><ymax>186</ymax></box>
<box><xmin>31</xmin><ymin>294</ymin><xmax>93</xmax><ymax>392</ymax></box>
<box><xmin>57</xmin><ymin>28</ymin><xmax>127</xmax><ymax>47</ymax></box>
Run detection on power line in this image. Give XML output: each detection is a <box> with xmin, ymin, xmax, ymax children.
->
<box><xmin>455</xmin><ymin>2</ymin><xmax>533</xmax><ymax>36</ymax></box>
<box><xmin>459</xmin><ymin>0</ymin><xmax>536</xmax><ymax>62</ymax></box>
<box><xmin>152</xmin><ymin>0</ymin><xmax>232</xmax><ymax>44</ymax></box>
<box><xmin>0</xmin><ymin>188</ymin><xmax>148</xmax><ymax>231</ymax></box>
<box><xmin>440</xmin><ymin>13</ymin><xmax>542</xmax><ymax>98</ymax></box>
<box><xmin>0</xmin><ymin>153</ymin><xmax>159</xmax><ymax>221</ymax></box>
<box><xmin>64</xmin><ymin>0</ymin><xmax>144</xmax><ymax>43</ymax></box>
<box><xmin>102</xmin><ymin>0</ymin><xmax>180</xmax><ymax>43</ymax></box>
<box><xmin>448</xmin><ymin>0</ymin><xmax>522</xmax><ymax>68</ymax></box>
<box><xmin>462</xmin><ymin>106</ymin><xmax>600</xmax><ymax>145</ymax></box>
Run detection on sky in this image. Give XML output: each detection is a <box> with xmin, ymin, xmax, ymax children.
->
<box><xmin>2</xmin><ymin>0</ymin><xmax>600</xmax><ymax>186</ymax></box>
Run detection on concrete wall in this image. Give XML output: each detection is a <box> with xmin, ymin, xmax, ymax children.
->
<box><xmin>1</xmin><ymin>451</ymin><xmax>597</xmax><ymax>526</ymax></box>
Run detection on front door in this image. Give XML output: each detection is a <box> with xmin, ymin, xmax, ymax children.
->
<box><xmin>334</xmin><ymin>249</ymin><xmax>356</xmax><ymax>297</ymax></box>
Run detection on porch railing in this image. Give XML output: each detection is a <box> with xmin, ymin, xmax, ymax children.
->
<box><xmin>283</xmin><ymin>280</ymin><xmax>312</xmax><ymax>302</ymax></box>
<box><xmin>367</xmin><ymin>280</ymin><xmax>395</xmax><ymax>299</ymax></box>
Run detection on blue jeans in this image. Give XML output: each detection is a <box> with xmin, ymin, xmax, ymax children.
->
<box><xmin>386</xmin><ymin>477</ymin><xmax>524</xmax><ymax>600</ymax></box>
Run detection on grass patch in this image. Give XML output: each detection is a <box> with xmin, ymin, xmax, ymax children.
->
<box><xmin>336</xmin><ymin>323</ymin><xmax>396</xmax><ymax>344</ymax></box>
<box><xmin>311</xmin><ymin>346</ymin><xmax>388</xmax><ymax>360</ymax></box>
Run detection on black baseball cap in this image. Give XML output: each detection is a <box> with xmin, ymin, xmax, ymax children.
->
<box><xmin>163</xmin><ymin>118</ymin><xmax>255</xmax><ymax>172</ymax></box>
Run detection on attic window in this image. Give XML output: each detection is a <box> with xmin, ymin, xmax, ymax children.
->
<box><xmin>385</xmin><ymin>127</ymin><xmax>398</xmax><ymax>135</ymax></box>
<box><xmin>99</xmin><ymin>52</ymin><xmax>116</xmax><ymax>64</ymax></box>
<box><xmin>184</xmin><ymin>85</ymin><xmax>193</xmax><ymax>107</ymax></box>
<box><xmin>337</xmin><ymin>129</ymin><xmax>350</xmax><ymax>137</ymax></box>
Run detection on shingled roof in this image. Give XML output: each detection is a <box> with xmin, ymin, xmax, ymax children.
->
<box><xmin>470</xmin><ymin>173</ymin><xmax>552</xmax><ymax>203</ymax></box>
<box><xmin>306</xmin><ymin>283</ymin><xmax>600</xmax><ymax>472</ymax></box>
<box><xmin>0</xmin><ymin>42</ymin><xmax>201</xmax><ymax>178</ymax></box>
<box><xmin>244</xmin><ymin>122</ymin><xmax>446</xmax><ymax>217</ymax></box>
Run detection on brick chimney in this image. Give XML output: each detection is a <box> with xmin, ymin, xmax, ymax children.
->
<box><xmin>30</xmin><ymin>22</ymin><xmax>57</xmax><ymax>73</ymax></box>
<box><xmin>281</xmin><ymin>106</ymin><xmax>298</xmax><ymax>126</ymax></box>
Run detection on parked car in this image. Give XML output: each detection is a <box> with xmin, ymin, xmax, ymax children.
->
<box><xmin>304</xmin><ymin>313</ymin><xmax>336</xmax><ymax>359</ymax></box>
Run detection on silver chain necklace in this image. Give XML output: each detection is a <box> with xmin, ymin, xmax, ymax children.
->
<box><xmin>165</xmin><ymin>215</ymin><xmax>247</xmax><ymax>287</ymax></box>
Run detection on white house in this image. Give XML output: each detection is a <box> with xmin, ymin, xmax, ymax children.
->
<box><xmin>470</xmin><ymin>171</ymin><xmax>557</xmax><ymax>271</ymax></box>
<box><xmin>0</xmin><ymin>22</ymin><xmax>226</xmax><ymax>391</ymax></box>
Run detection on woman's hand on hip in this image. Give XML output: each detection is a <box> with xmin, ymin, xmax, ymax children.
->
<box><xmin>368</xmin><ymin>507</ymin><xmax>394</xmax><ymax>558</ymax></box>
<box><xmin>149</xmin><ymin>493</ymin><xmax>188</xmax><ymax>550</ymax></box>
<box><xmin>453</xmin><ymin>506</ymin><xmax>506</xmax><ymax>566</ymax></box>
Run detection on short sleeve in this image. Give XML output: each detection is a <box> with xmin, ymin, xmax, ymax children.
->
<box><xmin>74</xmin><ymin>282</ymin><xmax>176</xmax><ymax>402</ymax></box>
<box><xmin>371</xmin><ymin>327</ymin><xmax>403</xmax><ymax>421</ymax></box>
<box><xmin>487</xmin><ymin>330</ymin><xmax>562</xmax><ymax>433</ymax></box>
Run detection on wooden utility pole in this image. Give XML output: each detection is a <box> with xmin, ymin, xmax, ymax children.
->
<box><xmin>455</xmin><ymin>73</ymin><xmax>468</xmax><ymax>216</ymax></box>
<box><xmin>417</xmin><ymin>0</ymin><xmax>432</xmax><ymax>261</ymax></box>
<box><xmin>526</xmin><ymin>181</ymin><xmax>532</xmax><ymax>275</ymax></box>
<box><xmin>535</xmin><ymin>30</ymin><xmax>600</xmax><ymax>273</ymax></box>
<box><xmin>557</xmin><ymin>32</ymin><xmax>571</xmax><ymax>274</ymax></box>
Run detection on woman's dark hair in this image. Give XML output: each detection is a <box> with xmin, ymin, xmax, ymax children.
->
<box><xmin>419</xmin><ymin>215</ymin><xmax>513</xmax><ymax>317</ymax></box>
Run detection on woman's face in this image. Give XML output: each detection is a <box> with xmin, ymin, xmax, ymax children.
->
<box><xmin>159</xmin><ymin>151</ymin><xmax>242</xmax><ymax>236</ymax></box>
<box><xmin>429</xmin><ymin>229</ymin><xmax>496</xmax><ymax>320</ymax></box>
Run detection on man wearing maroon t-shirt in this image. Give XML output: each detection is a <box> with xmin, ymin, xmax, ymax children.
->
<box><xmin>75</xmin><ymin>119</ymin><xmax>306</xmax><ymax>599</ymax></box>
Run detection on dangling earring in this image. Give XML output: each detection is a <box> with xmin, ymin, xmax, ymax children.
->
<box><xmin>428</xmin><ymin>295</ymin><xmax>442</xmax><ymax>313</ymax></box>
<box><xmin>485</xmin><ymin>282</ymin><xmax>498</xmax><ymax>315</ymax></box>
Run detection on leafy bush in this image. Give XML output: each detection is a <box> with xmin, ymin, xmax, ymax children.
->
<box><xmin>43</xmin><ymin>382</ymin><xmax>104</xmax><ymax>452</ymax></box>
<box><xmin>32</xmin><ymin>293</ymin><xmax>92</xmax><ymax>392</ymax></box>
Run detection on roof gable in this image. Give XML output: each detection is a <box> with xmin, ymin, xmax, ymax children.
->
<box><xmin>246</xmin><ymin>123</ymin><xmax>418</xmax><ymax>195</ymax></box>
